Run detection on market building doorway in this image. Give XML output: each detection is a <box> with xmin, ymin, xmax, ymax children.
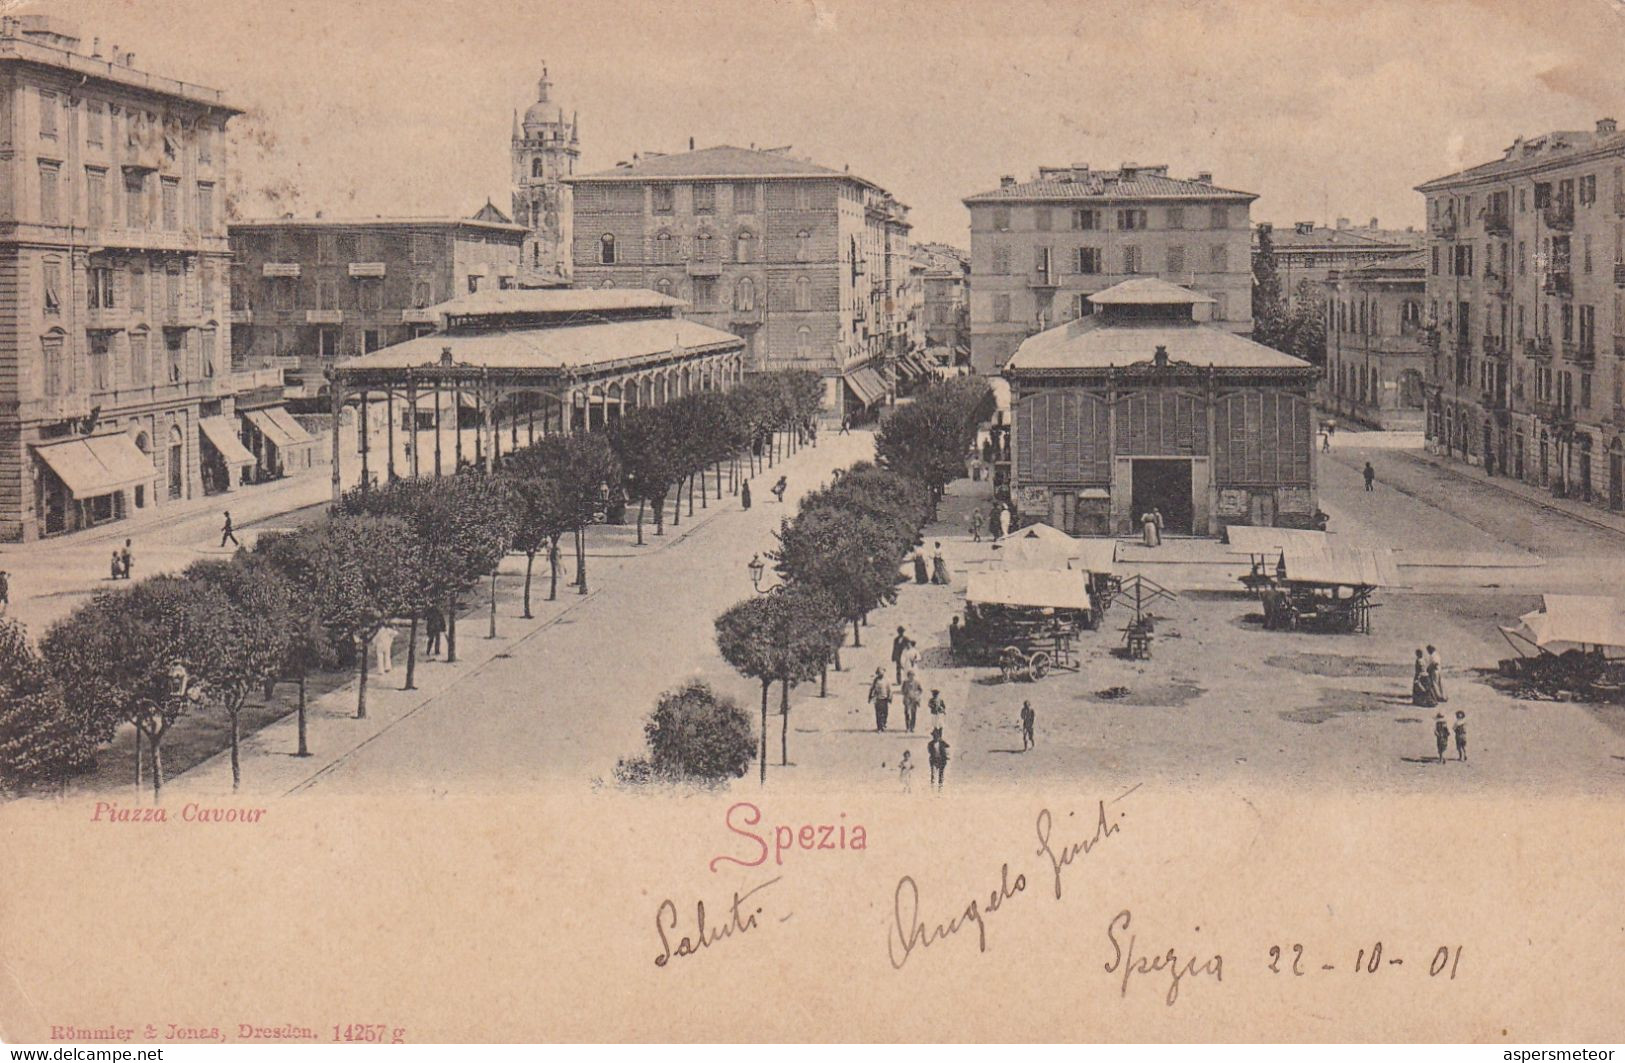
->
<box><xmin>1131</xmin><ymin>458</ymin><xmax>1194</xmax><ymax>534</ymax></box>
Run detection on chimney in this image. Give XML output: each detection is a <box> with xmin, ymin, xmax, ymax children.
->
<box><xmin>1121</xmin><ymin>162</ymin><xmax>1139</xmax><ymax>180</ymax></box>
<box><xmin>1369</xmin><ymin>217</ymin><xmax>1379</xmax><ymax>230</ymax></box>
<box><xmin>440</xmin><ymin>346</ymin><xmax>454</xmax><ymax>367</ymax></box>
<box><xmin>1153</xmin><ymin>345</ymin><xmax>1169</xmax><ymax>368</ymax></box>
<box><xmin>999</xmin><ymin>175</ymin><xmax>1016</xmax><ymax>188</ymax></box>
<box><xmin>1336</xmin><ymin>217</ymin><xmax>1350</xmax><ymax>229</ymax></box>
<box><xmin>1196</xmin><ymin>171</ymin><xmax>1212</xmax><ymax>183</ymax></box>
<box><xmin>90</xmin><ymin>36</ymin><xmax>100</xmax><ymax>58</ymax></box>
<box><xmin>1598</xmin><ymin>117</ymin><xmax>1617</xmax><ymax>135</ymax></box>
<box><xmin>125</xmin><ymin>52</ymin><xmax>135</xmax><ymax>67</ymax></box>
<box><xmin>688</xmin><ymin>136</ymin><xmax>695</xmax><ymax>151</ymax></box>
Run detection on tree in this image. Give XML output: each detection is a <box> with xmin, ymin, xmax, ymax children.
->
<box><xmin>252</xmin><ymin>530</ymin><xmax>341</xmax><ymax>756</ymax></box>
<box><xmin>181</xmin><ymin>558</ymin><xmax>295</xmax><ymax>791</ymax></box>
<box><xmin>502</xmin><ymin>451</ymin><xmax>573</xmax><ymax>615</ymax></box>
<box><xmin>522</xmin><ymin>433</ymin><xmax>621</xmax><ymax>595</ymax></box>
<box><xmin>614</xmin><ymin>679</ymin><xmax>755</xmax><ymax>785</ymax></box>
<box><xmin>715</xmin><ymin>595</ymin><xmax>789</xmax><ymax>786</ymax></box>
<box><xmin>307</xmin><ymin>515</ymin><xmax>421</xmax><ymax>719</ymax></box>
<box><xmin>773</xmin><ymin>586</ymin><xmax>843</xmax><ymax>766</ymax></box>
<box><xmin>1252</xmin><ymin>225</ymin><xmax>1290</xmax><ymax>351</ymax></box>
<box><xmin>0</xmin><ymin>618</ymin><xmax>93</xmax><ymax>796</ymax></box>
<box><xmin>874</xmin><ymin>377</ymin><xmax>989</xmax><ymax>515</ymax></box>
<box><xmin>611</xmin><ymin>404</ymin><xmax>683</xmax><ymax>543</ymax></box>
<box><xmin>773</xmin><ymin>505</ymin><xmax>903</xmax><ymax>646</ymax></box>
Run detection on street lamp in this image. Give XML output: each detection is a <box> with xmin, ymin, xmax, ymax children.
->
<box><xmin>747</xmin><ymin>553</ymin><xmax>783</xmax><ymax>594</ymax></box>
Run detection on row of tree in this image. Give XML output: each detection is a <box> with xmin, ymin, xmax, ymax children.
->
<box><xmin>0</xmin><ymin>370</ymin><xmax>826</xmax><ymax>800</ymax></box>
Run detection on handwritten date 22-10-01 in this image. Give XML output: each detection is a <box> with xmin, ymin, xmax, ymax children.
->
<box><xmin>1267</xmin><ymin>942</ymin><xmax>1464</xmax><ymax>979</ymax></box>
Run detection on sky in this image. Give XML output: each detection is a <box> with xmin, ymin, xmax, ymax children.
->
<box><xmin>26</xmin><ymin>0</ymin><xmax>1625</xmax><ymax>246</ymax></box>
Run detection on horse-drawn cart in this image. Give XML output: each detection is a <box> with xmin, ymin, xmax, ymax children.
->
<box><xmin>954</xmin><ymin>569</ymin><xmax>1089</xmax><ymax>681</ymax></box>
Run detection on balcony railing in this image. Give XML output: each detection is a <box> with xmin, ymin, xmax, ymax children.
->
<box><xmin>1543</xmin><ymin>201</ymin><xmax>1575</xmax><ymax>230</ymax></box>
<box><xmin>306</xmin><ymin>309</ymin><xmax>343</xmax><ymax>325</ymax></box>
<box><xmin>1028</xmin><ymin>271</ymin><xmax>1059</xmax><ymax>288</ymax></box>
<box><xmin>1484</xmin><ymin>210</ymin><xmax>1512</xmax><ymax>236</ymax></box>
<box><xmin>1431</xmin><ymin>216</ymin><xmax>1458</xmax><ymax>237</ymax></box>
<box><xmin>1543</xmin><ymin>270</ymin><xmax>1573</xmax><ymax>296</ymax></box>
<box><xmin>227</xmin><ymin>308</ymin><xmax>252</xmax><ymax>325</ymax></box>
<box><xmin>1525</xmin><ymin>336</ymin><xmax>1554</xmax><ymax>360</ymax></box>
<box><xmin>1534</xmin><ymin>399</ymin><xmax>1575</xmax><ymax>425</ymax></box>
<box><xmin>1564</xmin><ymin>340</ymin><xmax>1596</xmax><ymax>366</ymax></box>
<box><xmin>1482</xmin><ymin>334</ymin><xmax>1508</xmax><ymax>358</ymax></box>
<box><xmin>1485</xmin><ymin>267</ymin><xmax>1512</xmax><ymax>295</ymax></box>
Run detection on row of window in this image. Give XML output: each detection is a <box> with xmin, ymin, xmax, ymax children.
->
<box><xmin>1431</xmin><ymin>228</ymin><xmax>1625</xmax><ymax>281</ymax></box>
<box><xmin>987</xmin><ymin>243</ymin><xmax>1232</xmax><ymax>275</ymax></box>
<box><xmin>638</xmin><ymin>274</ymin><xmax>823</xmax><ymax>312</ymax></box>
<box><xmin>261</xmin><ymin>230</ymin><xmax>449</xmax><ymax>265</ymax></box>
<box><xmin>986</xmin><ymin>291</ymin><xmax>1231</xmax><ymax>324</ymax></box>
<box><xmin>36</xmin><ymin>161</ymin><xmax>216</xmax><ymax>232</ymax></box>
<box><xmin>38</xmin><ymin>88</ymin><xmax>217</xmax><ymax>168</ymax></box>
<box><xmin>42</xmin><ymin>259</ymin><xmax>216</xmax><ymax>317</ymax></box>
<box><xmin>40</xmin><ymin>327</ymin><xmax>215</xmax><ymax>398</ymax></box>
<box><xmin>1329</xmin><ymin>298</ymin><xmax>1424</xmax><ymax>336</ymax></box>
<box><xmin>1430</xmin><ymin>166</ymin><xmax>1624</xmax><ymax>230</ymax></box>
<box><xmin>1435</xmin><ymin>290</ymin><xmax>1624</xmax><ymax>349</ymax></box>
<box><xmin>986</xmin><ymin>204</ymin><xmax>1235</xmax><ymax>233</ymax></box>
<box><xmin>597</xmin><ymin>228</ymin><xmax>817</xmax><ymax>265</ymax></box>
<box><xmin>647</xmin><ymin>181</ymin><xmax>821</xmax><ymax>215</ymax></box>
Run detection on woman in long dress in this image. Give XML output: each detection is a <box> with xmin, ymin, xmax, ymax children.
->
<box><xmin>931</xmin><ymin>542</ymin><xmax>951</xmax><ymax>585</ymax></box>
<box><xmin>1141</xmin><ymin>511</ymin><xmax>1158</xmax><ymax>547</ymax></box>
<box><xmin>1411</xmin><ymin>649</ymin><xmax>1436</xmax><ymax>707</ymax></box>
<box><xmin>913</xmin><ymin>550</ymin><xmax>929</xmax><ymax>584</ymax></box>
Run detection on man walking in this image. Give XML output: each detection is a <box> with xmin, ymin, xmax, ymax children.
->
<box><xmin>0</xmin><ymin>569</ymin><xmax>8</xmax><ymax>613</ymax></box>
<box><xmin>891</xmin><ymin>626</ymin><xmax>912</xmax><ymax>684</ymax></box>
<box><xmin>771</xmin><ymin>475</ymin><xmax>787</xmax><ymax>504</ymax></box>
<box><xmin>1020</xmin><ymin>699</ymin><xmax>1036</xmax><ymax>751</ymax></box>
<box><xmin>220</xmin><ymin>510</ymin><xmax>240</xmax><ymax>548</ymax></box>
<box><xmin>901</xmin><ymin>670</ymin><xmax>923</xmax><ymax>733</ymax></box>
<box><xmin>928</xmin><ymin>688</ymin><xmax>947</xmax><ymax>731</ymax></box>
<box><xmin>1321</xmin><ymin>430</ymin><xmax>1332</xmax><ymax>453</ymax></box>
<box><xmin>970</xmin><ymin>508</ymin><xmax>983</xmax><ymax>543</ymax></box>
<box><xmin>424</xmin><ymin>606</ymin><xmax>445</xmax><ymax>659</ymax></box>
<box><xmin>868</xmin><ymin>668</ymin><xmax>892</xmax><ymax>732</ymax></box>
<box><xmin>927</xmin><ymin>729</ymin><xmax>950</xmax><ymax>790</ymax></box>
<box><xmin>1434</xmin><ymin>713</ymin><xmax>1450</xmax><ymax>764</ymax></box>
<box><xmin>1363</xmin><ymin>462</ymin><xmax>1376</xmax><ymax>492</ymax></box>
<box><xmin>740</xmin><ymin>479</ymin><xmax>752</xmax><ymax>510</ymax></box>
<box><xmin>1453</xmin><ymin>710</ymin><xmax>1468</xmax><ymax>762</ymax></box>
<box><xmin>120</xmin><ymin>539</ymin><xmax>133</xmax><ymax>580</ymax></box>
<box><xmin>373</xmin><ymin>620</ymin><xmax>397</xmax><ymax>674</ymax></box>
<box><xmin>839</xmin><ymin>413</ymin><xmax>851</xmax><ymax>435</ymax></box>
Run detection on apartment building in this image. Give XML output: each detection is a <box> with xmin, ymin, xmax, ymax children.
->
<box><xmin>565</xmin><ymin>144</ymin><xmax>915</xmax><ymax>419</ymax></box>
<box><xmin>963</xmin><ymin>163</ymin><xmax>1256</xmax><ymax>375</ymax></box>
<box><xmin>1262</xmin><ymin>218</ymin><xmax>1424</xmax><ymax>300</ymax></box>
<box><xmin>1416</xmin><ymin>118</ymin><xmax>1625</xmax><ymax>511</ymax></box>
<box><xmin>0</xmin><ymin>15</ymin><xmax>253</xmax><ymax>540</ymax></box>
<box><xmin>1321</xmin><ymin>252</ymin><xmax>1428</xmax><ymax>429</ymax></box>
<box><xmin>914</xmin><ymin>242</ymin><xmax>969</xmax><ymax>364</ymax></box>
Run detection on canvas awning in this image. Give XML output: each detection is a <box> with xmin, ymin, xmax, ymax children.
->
<box><xmin>966</xmin><ymin>569</ymin><xmax>1092</xmax><ymax>612</ymax></box>
<box><xmin>1506</xmin><ymin>595</ymin><xmax>1625</xmax><ymax>655</ymax></box>
<box><xmin>242</xmin><ymin>406</ymin><xmax>316</xmax><ymax>452</ymax></box>
<box><xmin>197</xmin><ymin>416</ymin><xmax>257</xmax><ymax>468</ymax></box>
<box><xmin>1279</xmin><ymin>544</ymin><xmax>1399</xmax><ymax>588</ymax></box>
<box><xmin>845</xmin><ymin>366</ymin><xmax>888</xmax><ymax>407</ymax></box>
<box><xmin>993</xmin><ymin>523</ymin><xmax>1117</xmax><ymax>574</ymax></box>
<box><xmin>1225</xmin><ymin>526</ymin><xmax>1329</xmax><ymax>556</ymax></box>
<box><xmin>33</xmin><ymin>434</ymin><xmax>154</xmax><ymax>499</ymax></box>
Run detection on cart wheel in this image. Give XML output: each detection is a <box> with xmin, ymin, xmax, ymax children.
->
<box><xmin>1028</xmin><ymin>651</ymin><xmax>1052</xmax><ymax>680</ymax></box>
<box><xmin>999</xmin><ymin>646</ymin><xmax>1023</xmax><ymax>682</ymax></box>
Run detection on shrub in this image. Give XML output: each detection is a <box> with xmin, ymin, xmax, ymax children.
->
<box><xmin>621</xmin><ymin>679</ymin><xmax>755</xmax><ymax>784</ymax></box>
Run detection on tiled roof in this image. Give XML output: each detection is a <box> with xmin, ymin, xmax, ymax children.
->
<box><xmin>1263</xmin><ymin>225</ymin><xmax>1421</xmax><ymax>249</ymax></box>
<box><xmin>335</xmin><ymin>317</ymin><xmax>743</xmax><ymax>373</ymax></box>
<box><xmin>229</xmin><ymin>216</ymin><xmax>527</xmax><ymax>234</ymax></box>
<box><xmin>1334</xmin><ymin>250</ymin><xmax>1428</xmax><ymax>278</ymax></box>
<box><xmin>570</xmin><ymin>145</ymin><xmax>868</xmax><ymax>184</ymax></box>
<box><xmin>965</xmin><ymin>172</ymin><xmax>1255</xmax><ymax>203</ymax></box>
<box><xmin>1005</xmin><ymin>318</ymin><xmax>1310</xmax><ymax>372</ymax></box>
<box><xmin>1088</xmin><ymin>278</ymin><xmax>1215</xmax><ymax>306</ymax></box>
<box><xmin>435</xmin><ymin>288</ymin><xmax>685</xmax><ymax>316</ymax></box>
<box><xmin>1417</xmin><ymin>128</ymin><xmax>1625</xmax><ymax>190</ymax></box>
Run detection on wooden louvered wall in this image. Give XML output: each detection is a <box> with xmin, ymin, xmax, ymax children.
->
<box><xmin>1113</xmin><ymin>390</ymin><xmax>1207</xmax><ymax>456</ymax></box>
<box><xmin>1014</xmin><ymin>389</ymin><xmax>1110</xmax><ymax>484</ymax></box>
<box><xmin>1213</xmin><ymin>390</ymin><xmax>1312</xmax><ymax>485</ymax></box>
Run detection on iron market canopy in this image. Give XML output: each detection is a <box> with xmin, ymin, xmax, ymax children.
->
<box><xmin>33</xmin><ymin>434</ymin><xmax>154</xmax><ymax>499</ymax></box>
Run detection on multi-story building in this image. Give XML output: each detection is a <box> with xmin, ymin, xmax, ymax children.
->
<box><xmin>1416</xmin><ymin>118</ymin><xmax>1625</xmax><ymax>511</ymax></box>
<box><xmin>963</xmin><ymin>163</ymin><xmax>1257</xmax><ymax>375</ymax></box>
<box><xmin>1321</xmin><ymin>251</ymin><xmax>1428</xmax><ymax>429</ymax></box>
<box><xmin>0</xmin><ymin>15</ymin><xmax>259</xmax><ymax>541</ymax></box>
<box><xmin>565</xmin><ymin>144</ymin><xmax>915</xmax><ymax>419</ymax></box>
<box><xmin>228</xmin><ymin>216</ymin><xmax>526</xmax><ymax>397</ymax></box>
<box><xmin>511</xmin><ymin>64</ymin><xmax>577</xmax><ymax>286</ymax></box>
<box><xmin>1261</xmin><ymin>218</ymin><xmax>1424</xmax><ymax>302</ymax></box>
<box><xmin>914</xmin><ymin>242</ymin><xmax>969</xmax><ymax>364</ymax></box>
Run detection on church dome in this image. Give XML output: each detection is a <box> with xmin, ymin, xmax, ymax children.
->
<box><xmin>522</xmin><ymin>66</ymin><xmax>567</xmax><ymax>131</ymax></box>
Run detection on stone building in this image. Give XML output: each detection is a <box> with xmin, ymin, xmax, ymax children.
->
<box><xmin>964</xmin><ymin>163</ymin><xmax>1257</xmax><ymax>376</ymax></box>
<box><xmin>1321</xmin><ymin>251</ymin><xmax>1428</xmax><ymax>429</ymax></box>
<box><xmin>914</xmin><ymin>242</ymin><xmax>969</xmax><ymax>364</ymax></box>
<box><xmin>1416</xmin><ymin>118</ymin><xmax>1625</xmax><ymax>511</ymax></box>
<box><xmin>228</xmin><ymin>216</ymin><xmax>526</xmax><ymax>398</ymax></box>
<box><xmin>0</xmin><ymin>15</ymin><xmax>257</xmax><ymax>540</ymax></box>
<box><xmin>565</xmin><ymin>144</ymin><xmax>915</xmax><ymax>419</ymax></box>
<box><xmin>1261</xmin><ymin>218</ymin><xmax>1424</xmax><ymax>301</ymax></box>
<box><xmin>1002</xmin><ymin>278</ymin><xmax>1319</xmax><ymax>537</ymax></box>
<box><xmin>511</xmin><ymin>64</ymin><xmax>577</xmax><ymax>286</ymax></box>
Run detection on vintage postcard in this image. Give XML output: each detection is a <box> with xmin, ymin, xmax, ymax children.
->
<box><xmin>1</xmin><ymin>0</ymin><xmax>1624</xmax><ymax>1046</ymax></box>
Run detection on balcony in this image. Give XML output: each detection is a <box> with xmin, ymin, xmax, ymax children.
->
<box><xmin>306</xmin><ymin>309</ymin><xmax>343</xmax><ymax>325</ymax></box>
<box><xmin>1542</xmin><ymin>201</ymin><xmax>1575</xmax><ymax>230</ymax></box>
<box><xmin>686</xmin><ymin>260</ymin><xmax>722</xmax><ymax>277</ymax></box>
<box><xmin>729</xmin><ymin>306</ymin><xmax>764</xmax><ymax>326</ymax></box>
<box><xmin>1028</xmin><ymin>271</ymin><xmax>1059</xmax><ymax>288</ymax></box>
<box><xmin>1533</xmin><ymin>399</ymin><xmax>1575</xmax><ymax>426</ymax></box>
<box><xmin>1615</xmin><ymin>262</ymin><xmax>1625</xmax><ymax>287</ymax></box>
<box><xmin>1482</xmin><ymin>333</ymin><xmax>1509</xmax><ymax>359</ymax></box>
<box><xmin>1484</xmin><ymin>210</ymin><xmax>1512</xmax><ymax>236</ymax></box>
<box><xmin>1543</xmin><ymin>270</ymin><xmax>1573</xmax><ymax>296</ymax></box>
<box><xmin>1430</xmin><ymin>216</ymin><xmax>1458</xmax><ymax>238</ymax></box>
<box><xmin>1485</xmin><ymin>267</ymin><xmax>1511</xmax><ymax>296</ymax></box>
<box><xmin>1479</xmin><ymin>387</ymin><xmax>1507</xmax><ymax>411</ymax></box>
<box><xmin>401</xmin><ymin>307</ymin><xmax>439</xmax><ymax>325</ymax></box>
<box><xmin>1564</xmin><ymin>340</ymin><xmax>1596</xmax><ymax>367</ymax></box>
<box><xmin>228</xmin><ymin>308</ymin><xmax>252</xmax><ymax>325</ymax></box>
<box><xmin>1525</xmin><ymin>336</ymin><xmax>1554</xmax><ymax>360</ymax></box>
<box><xmin>347</xmin><ymin>262</ymin><xmax>387</xmax><ymax>278</ymax></box>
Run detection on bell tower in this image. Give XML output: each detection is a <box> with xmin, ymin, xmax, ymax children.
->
<box><xmin>512</xmin><ymin>62</ymin><xmax>579</xmax><ymax>284</ymax></box>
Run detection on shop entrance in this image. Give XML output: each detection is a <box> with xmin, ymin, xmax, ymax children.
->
<box><xmin>1130</xmin><ymin>459</ymin><xmax>1194</xmax><ymax>534</ymax></box>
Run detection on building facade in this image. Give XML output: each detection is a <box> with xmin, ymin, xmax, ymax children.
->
<box><xmin>1002</xmin><ymin>279</ymin><xmax>1319</xmax><ymax>537</ymax></box>
<box><xmin>1261</xmin><ymin>218</ymin><xmax>1424</xmax><ymax>302</ymax></box>
<box><xmin>1321</xmin><ymin>252</ymin><xmax>1428</xmax><ymax>429</ymax></box>
<box><xmin>914</xmin><ymin>241</ymin><xmax>969</xmax><ymax>364</ymax></box>
<box><xmin>0</xmin><ymin>15</ymin><xmax>257</xmax><ymax>541</ymax></box>
<box><xmin>565</xmin><ymin>144</ymin><xmax>915</xmax><ymax>418</ymax></box>
<box><xmin>1417</xmin><ymin>118</ymin><xmax>1625</xmax><ymax>511</ymax></box>
<box><xmin>511</xmin><ymin>64</ymin><xmax>577</xmax><ymax>287</ymax></box>
<box><xmin>964</xmin><ymin>163</ymin><xmax>1257</xmax><ymax>376</ymax></box>
<box><xmin>228</xmin><ymin>216</ymin><xmax>526</xmax><ymax>397</ymax></box>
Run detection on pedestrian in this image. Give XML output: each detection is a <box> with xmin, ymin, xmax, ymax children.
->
<box><xmin>898</xmin><ymin>749</ymin><xmax>915</xmax><ymax>793</ymax></box>
<box><xmin>771</xmin><ymin>475</ymin><xmax>787</xmax><ymax>504</ymax></box>
<box><xmin>220</xmin><ymin>510</ymin><xmax>240</xmax><ymax>548</ymax></box>
<box><xmin>928</xmin><ymin>688</ymin><xmax>946</xmax><ymax>730</ymax></box>
<box><xmin>1141</xmin><ymin>510</ymin><xmax>1160</xmax><ymax>548</ymax></box>
<box><xmin>0</xmin><ymin>569</ymin><xmax>9</xmax><ymax>613</ymax></box>
<box><xmin>927</xmin><ymin>728</ymin><xmax>950</xmax><ymax>790</ymax></box>
<box><xmin>1363</xmin><ymin>462</ymin><xmax>1375</xmax><ymax>492</ymax></box>
<box><xmin>912</xmin><ymin>549</ymin><xmax>929</xmax><ymax>584</ymax></box>
<box><xmin>931</xmin><ymin>542</ymin><xmax>951</xmax><ymax>585</ymax></box>
<box><xmin>839</xmin><ymin>413</ymin><xmax>852</xmax><ymax>435</ymax></box>
<box><xmin>1152</xmin><ymin>508</ymin><xmax>1165</xmax><ymax>543</ymax></box>
<box><xmin>547</xmin><ymin>540</ymin><xmax>563</xmax><ymax>585</ymax></box>
<box><xmin>1453</xmin><ymin>710</ymin><xmax>1468</xmax><ymax>761</ymax></box>
<box><xmin>740</xmin><ymin>479</ymin><xmax>752</xmax><ymax>510</ymax></box>
<box><xmin>373</xmin><ymin>620</ymin><xmax>397</xmax><ymax>674</ymax></box>
<box><xmin>970</xmin><ymin>508</ymin><xmax>983</xmax><ymax>543</ymax></box>
<box><xmin>120</xmin><ymin>539</ymin><xmax>133</xmax><ymax>581</ymax></box>
<box><xmin>1321</xmin><ymin>431</ymin><xmax>1331</xmax><ymax>453</ymax></box>
<box><xmin>868</xmin><ymin>668</ymin><xmax>892</xmax><ymax>732</ymax></box>
<box><xmin>1433</xmin><ymin>712</ymin><xmax>1450</xmax><ymax>763</ymax></box>
<box><xmin>1426</xmin><ymin>644</ymin><xmax>1447</xmax><ymax>702</ymax></box>
<box><xmin>902</xmin><ymin>670</ymin><xmax>923</xmax><ymax>732</ymax></box>
<box><xmin>1020</xmin><ymin>699</ymin><xmax>1036</xmax><ymax>751</ymax></box>
<box><xmin>110</xmin><ymin>550</ymin><xmax>123</xmax><ymax>581</ymax></box>
<box><xmin>1484</xmin><ymin>449</ymin><xmax>1496</xmax><ymax>477</ymax></box>
<box><xmin>892</xmin><ymin>626</ymin><xmax>912</xmax><ymax>684</ymax></box>
<box><xmin>424</xmin><ymin>606</ymin><xmax>445</xmax><ymax>659</ymax></box>
<box><xmin>1411</xmin><ymin>648</ymin><xmax>1436</xmax><ymax>707</ymax></box>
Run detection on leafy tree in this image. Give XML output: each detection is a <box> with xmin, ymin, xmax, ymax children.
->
<box><xmin>502</xmin><ymin>450</ymin><xmax>573</xmax><ymax>614</ymax></box>
<box><xmin>715</xmin><ymin>594</ymin><xmax>788</xmax><ymax>786</ymax></box>
<box><xmin>307</xmin><ymin>515</ymin><xmax>421</xmax><ymax>719</ymax></box>
<box><xmin>874</xmin><ymin>377</ymin><xmax>989</xmax><ymax>515</ymax></box>
<box><xmin>1252</xmin><ymin>225</ymin><xmax>1290</xmax><ymax>351</ymax></box>
<box><xmin>612</xmin><ymin>404</ymin><xmax>684</xmax><ymax>542</ymax></box>
<box><xmin>252</xmin><ymin>530</ymin><xmax>341</xmax><ymax>755</ymax></box>
<box><xmin>774</xmin><ymin>504</ymin><xmax>904</xmax><ymax>647</ymax></box>
<box><xmin>181</xmin><ymin>558</ymin><xmax>296</xmax><ymax>791</ymax></box>
<box><xmin>773</xmin><ymin>586</ymin><xmax>843</xmax><ymax>766</ymax></box>
<box><xmin>523</xmin><ymin>433</ymin><xmax>621</xmax><ymax>595</ymax></box>
<box><xmin>614</xmin><ymin>679</ymin><xmax>755</xmax><ymax>785</ymax></box>
<box><xmin>0</xmin><ymin>618</ymin><xmax>93</xmax><ymax>795</ymax></box>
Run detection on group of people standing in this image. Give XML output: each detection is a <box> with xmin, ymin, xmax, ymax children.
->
<box><xmin>970</xmin><ymin>502</ymin><xmax>1014</xmax><ymax>543</ymax></box>
<box><xmin>910</xmin><ymin>544</ymin><xmax>952</xmax><ymax>586</ymax></box>
<box><xmin>1411</xmin><ymin>644</ymin><xmax>1448</xmax><ymax>706</ymax></box>
<box><xmin>1139</xmin><ymin>508</ymin><xmax>1165</xmax><ymax>547</ymax></box>
<box><xmin>107</xmin><ymin>539</ymin><xmax>134</xmax><ymax>581</ymax></box>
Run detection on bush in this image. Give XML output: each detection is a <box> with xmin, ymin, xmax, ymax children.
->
<box><xmin>619</xmin><ymin>679</ymin><xmax>755</xmax><ymax>784</ymax></box>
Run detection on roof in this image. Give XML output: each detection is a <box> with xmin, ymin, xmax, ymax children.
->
<box><xmin>1262</xmin><ymin>225</ymin><xmax>1422</xmax><ymax>250</ymax></box>
<box><xmin>993</xmin><ymin>523</ymin><xmax>1116</xmax><ymax>574</ymax></box>
<box><xmin>436</xmin><ymin>288</ymin><xmax>685</xmax><ymax>317</ymax></box>
<box><xmin>228</xmin><ymin>216</ymin><xmax>527</xmax><ymax>236</ymax></box>
<box><xmin>1509</xmin><ymin>595</ymin><xmax>1625</xmax><ymax>653</ymax></box>
<box><xmin>334</xmin><ymin>317</ymin><xmax>743</xmax><ymax>374</ymax></box>
<box><xmin>965</xmin><ymin>569</ymin><xmax>1093</xmax><ymax>612</ymax></box>
<box><xmin>1330</xmin><ymin>250</ymin><xmax>1429</xmax><ymax>282</ymax></box>
<box><xmin>570</xmin><ymin>144</ymin><xmax>871</xmax><ymax>186</ymax></box>
<box><xmin>1417</xmin><ymin>126</ymin><xmax>1625</xmax><ymax>191</ymax></box>
<box><xmin>1280</xmin><ymin>544</ymin><xmax>1400</xmax><ymax>588</ymax></box>
<box><xmin>1007</xmin><ymin>318</ymin><xmax>1312</xmax><ymax>372</ymax></box>
<box><xmin>965</xmin><ymin>170</ymin><xmax>1255</xmax><ymax>204</ymax></box>
<box><xmin>1089</xmin><ymin>277</ymin><xmax>1215</xmax><ymax>306</ymax></box>
<box><xmin>0</xmin><ymin>29</ymin><xmax>241</xmax><ymax>114</ymax></box>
